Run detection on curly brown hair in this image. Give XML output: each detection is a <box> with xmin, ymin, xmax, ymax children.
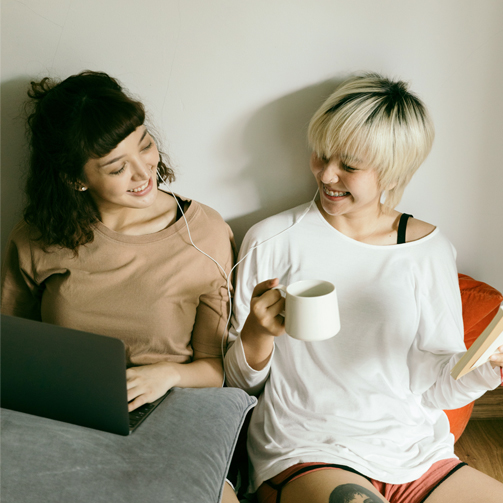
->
<box><xmin>23</xmin><ymin>70</ymin><xmax>175</xmax><ymax>252</ymax></box>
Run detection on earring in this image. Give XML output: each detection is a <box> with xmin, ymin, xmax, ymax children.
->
<box><xmin>79</xmin><ymin>186</ymin><xmax>88</xmax><ymax>192</ymax></box>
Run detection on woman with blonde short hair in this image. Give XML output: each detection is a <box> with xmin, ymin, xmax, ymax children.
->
<box><xmin>224</xmin><ymin>73</ymin><xmax>503</xmax><ymax>503</ymax></box>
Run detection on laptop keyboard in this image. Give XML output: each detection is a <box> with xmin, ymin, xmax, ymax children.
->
<box><xmin>128</xmin><ymin>401</ymin><xmax>158</xmax><ymax>429</ymax></box>
<box><xmin>128</xmin><ymin>390</ymin><xmax>172</xmax><ymax>431</ymax></box>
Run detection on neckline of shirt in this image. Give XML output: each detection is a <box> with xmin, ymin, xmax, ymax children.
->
<box><xmin>310</xmin><ymin>203</ymin><xmax>439</xmax><ymax>249</ymax></box>
<box><xmin>93</xmin><ymin>192</ymin><xmax>197</xmax><ymax>244</ymax></box>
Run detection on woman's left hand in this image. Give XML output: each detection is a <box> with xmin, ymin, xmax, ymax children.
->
<box><xmin>126</xmin><ymin>362</ymin><xmax>180</xmax><ymax>412</ymax></box>
<box><xmin>489</xmin><ymin>345</ymin><xmax>503</xmax><ymax>370</ymax></box>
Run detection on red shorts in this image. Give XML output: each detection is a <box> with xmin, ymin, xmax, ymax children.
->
<box><xmin>256</xmin><ymin>459</ymin><xmax>466</xmax><ymax>503</ymax></box>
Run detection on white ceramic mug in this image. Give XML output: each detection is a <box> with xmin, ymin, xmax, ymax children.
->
<box><xmin>274</xmin><ymin>279</ymin><xmax>340</xmax><ymax>342</ymax></box>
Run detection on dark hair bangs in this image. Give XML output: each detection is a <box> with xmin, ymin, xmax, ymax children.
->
<box><xmin>77</xmin><ymin>90</ymin><xmax>145</xmax><ymax>161</ymax></box>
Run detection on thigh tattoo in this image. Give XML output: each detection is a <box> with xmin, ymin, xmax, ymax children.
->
<box><xmin>329</xmin><ymin>483</ymin><xmax>382</xmax><ymax>503</ymax></box>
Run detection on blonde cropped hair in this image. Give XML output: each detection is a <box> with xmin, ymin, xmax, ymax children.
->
<box><xmin>308</xmin><ymin>73</ymin><xmax>435</xmax><ymax>210</ymax></box>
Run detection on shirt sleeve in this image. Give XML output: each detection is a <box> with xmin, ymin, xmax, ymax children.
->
<box><xmin>1</xmin><ymin>222</ymin><xmax>43</xmax><ymax>320</ymax></box>
<box><xmin>190</xmin><ymin>220</ymin><xmax>235</xmax><ymax>360</ymax></box>
<box><xmin>224</xmin><ymin>227</ymin><xmax>274</xmax><ymax>394</ymax></box>
<box><xmin>225</xmin><ymin>334</ymin><xmax>274</xmax><ymax>395</ymax></box>
<box><xmin>409</xmin><ymin>238</ymin><xmax>501</xmax><ymax>409</ymax></box>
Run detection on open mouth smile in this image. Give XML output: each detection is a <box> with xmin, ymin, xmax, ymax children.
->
<box><xmin>323</xmin><ymin>186</ymin><xmax>350</xmax><ymax>197</ymax></box>
<box><xmin>128</xmin><ymin>179</ymin><xmax>150</xmax><ymax>193</ymax></box>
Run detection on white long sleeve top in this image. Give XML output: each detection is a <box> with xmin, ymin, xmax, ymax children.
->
<box><xmin>224</xmin><ymin>202</ymin><xmax>501</xmax><ymax>491</ymax></box>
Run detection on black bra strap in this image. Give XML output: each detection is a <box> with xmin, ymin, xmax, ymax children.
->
<box><xmin>174</xmin><ymin>196</ymin><xmax>190</xmax><ymax>222</ymax></box>
<box><xmin>176</xmin><ymin>199</ymin><xmax>183</xmax><ymax>221</ymax></box>
<box><xmin>397</xmin><ymin>213</ymin><xmax>413</xmax><ymax>244</ymax></box>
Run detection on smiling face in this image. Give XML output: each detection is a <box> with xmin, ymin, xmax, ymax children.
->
<box><xmin>307</xmin><ymin>75</ymin><xmax>435</xmax><ymax>213</ymax></box>
<box><xmin>81</xmin><ymin>126</ymin><xmax>160</xmax><ymax>216</ymax></box>
<box><xmin>310</xmin><ymin>151</ymin><xmax>382</xmax><ymax>221</ymax></box>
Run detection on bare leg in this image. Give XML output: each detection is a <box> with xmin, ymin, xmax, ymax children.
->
<box><xmin>221</xmin><ymin>480</ymin><xmax>239</xmax><ymax>503</ymax></box>
<box><xmin>280</xmin><ymin>469</ymin><xmax>389</xmax><ymax>503</ymax></box>
<box><xmin>424</xmin><ymin>465</ymin><xmax>503</xmax><ymax>502</ymax></box>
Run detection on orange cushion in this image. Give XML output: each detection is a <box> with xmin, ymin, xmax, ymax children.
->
<box><xmin>443</xmin><ymin>274</ymin><xmax>503</xmax><ymax>442</ymax></box>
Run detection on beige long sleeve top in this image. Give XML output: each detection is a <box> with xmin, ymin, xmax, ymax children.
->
<box><xmin>1</xmin><ymin>196</ymin><xmax>234</xmax><ymax>365</ymax></box>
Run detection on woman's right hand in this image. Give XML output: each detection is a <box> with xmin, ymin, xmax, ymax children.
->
<box><xmin>245</xmin><ymin>278</ymin><xmax>286</xmax><ymax>337</ymax></box>
<box><xmin>240</xmin><ymin>278</ymin><xmax>285</xmax><ymax>370</ymax></box>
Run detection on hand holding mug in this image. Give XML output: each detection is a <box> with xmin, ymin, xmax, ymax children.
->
<box><xmin>245</xmin><ymin>278</ymin><xmax>286</xmax><ymax>338</ymax></box>
<box><xmin>240</xmin><ymin>279</ymin><xmax>286</xmax><ymax>370</ymax></box>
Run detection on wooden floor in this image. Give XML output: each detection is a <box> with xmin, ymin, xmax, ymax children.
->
<box><xmin>454</xmin><ymin>419</ymin><xmax>503</xmax><ymax>482</ymax></box>
<box><xmin>454</xmin><ymin>384</ymin><xmax>503</xmax><ymax>483</ymax></box>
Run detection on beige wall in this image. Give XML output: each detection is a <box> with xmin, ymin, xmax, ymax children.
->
<box><xmin>2</xmin><ymin>0</ymin><xmax>502</xmax><ymax>291</ymax></box>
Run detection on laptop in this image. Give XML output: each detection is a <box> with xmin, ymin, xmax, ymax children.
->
<box><xmin>0</xmin><ymin>314</ymin><xmax>170</xmax><ymax>436</ymax></box>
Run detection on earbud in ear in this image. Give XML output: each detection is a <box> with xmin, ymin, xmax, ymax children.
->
<box><xmin>60</xmin><ymin>173</ymin><xmax>88</xmax><ymax>192</ymax></box>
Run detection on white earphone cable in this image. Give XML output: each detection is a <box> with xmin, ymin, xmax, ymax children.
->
<box><xmin>159</xmin><ymin>171</ymin><xmax>318</xmax><ymax>369</ymax></box>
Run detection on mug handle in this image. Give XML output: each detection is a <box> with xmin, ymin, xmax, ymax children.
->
<box><xmin>272</xmin><ymin>284</ymin><xmax>287</xmax><ymax>295</ymax></box>
<box><xmin>272</xmin><ymin>284</ymin><xmax>287</xmax><ymax>317</ymax></box>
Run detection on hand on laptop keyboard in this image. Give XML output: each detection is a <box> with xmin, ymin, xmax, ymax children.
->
<box><xmin>126</xmin><ymin>362</ymin><xmax>179</xmax><ymax>412</ymax></box>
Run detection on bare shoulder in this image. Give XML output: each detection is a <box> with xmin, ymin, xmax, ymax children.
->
<box><xmin>406</xmin><ymin>217</ymin><xmax>436</xmax><ymax>242</ymax></box>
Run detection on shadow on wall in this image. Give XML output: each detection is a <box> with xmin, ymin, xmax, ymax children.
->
<box><xmin>1</xmin><ymin>77</ymin><xmax>32</xmax><ymax>254</ymax></box>
<box><xmin>226</xmin><ymin>78</ymin><xmax>344</xmax><ymax>249</ymax></box>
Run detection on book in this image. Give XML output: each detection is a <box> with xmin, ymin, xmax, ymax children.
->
<box><xmin>451</xmin><ymin>304</ymin><xmax>503</xmax><ymax>380</ymax></box>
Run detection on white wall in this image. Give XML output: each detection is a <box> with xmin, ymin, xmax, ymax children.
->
<box><xmin>2</xmin><ymin>0</ymin><xmax>502</xmax><ymax>292</ymax></box>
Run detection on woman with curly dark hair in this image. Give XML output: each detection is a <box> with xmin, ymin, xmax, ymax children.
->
<box><xmin>1</xmin><ymin>70</ymin><xmax>239</xmax><ymax>502</ymax></box>
<box><xmin>21</xmin><ymin>71</ymin><xmax>177</xmax><ymax>251</ymax></box>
